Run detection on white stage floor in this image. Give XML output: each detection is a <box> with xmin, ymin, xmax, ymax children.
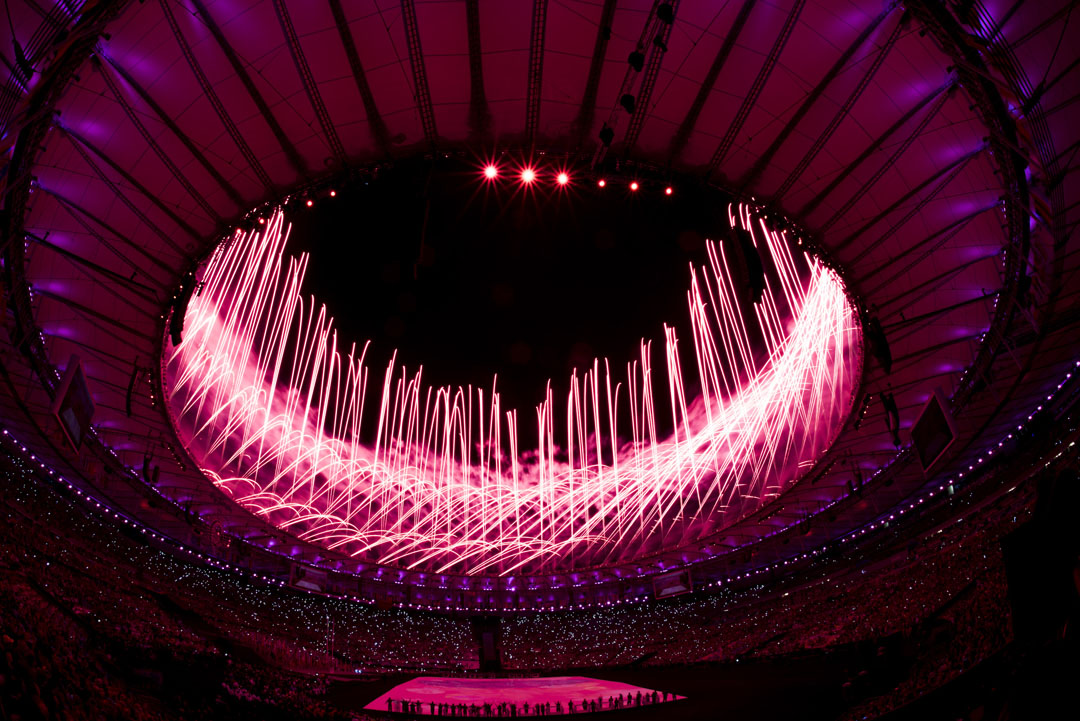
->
<box><xmin>367</xmin><ymin>675</ymin><xmax>683</xmax><ymax>715</ymax></box>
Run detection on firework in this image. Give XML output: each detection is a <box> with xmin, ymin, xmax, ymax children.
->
<box><xmin>166</xmin><ymin>204</ymin><xmax>860</xmax><ymax>575</ymax></box>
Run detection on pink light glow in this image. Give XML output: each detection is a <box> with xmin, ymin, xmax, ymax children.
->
<box><xmin>597</xmin><ymin>179</ymin><xmax>606</xmax><ymax>188</ymax></box>
<box><xmin>629</xmin><ymin>181</ymin><xmax>639</xmax><ymax>191</ymax></box>
<box><xmin>484</xmin><ymin>165</ymin><xmax>498</xmax><ymax>180</ymax></box>
<box><xmin>520</xmin><ymin>167</ymin><xmax>536</xmax><ymax>184</ymax></box>
<box><xmin>367</xmin><ymin>677</ymin><xmax>682</xmax><ymax>712</ymax></box>
<box><xmin>556</xmin><ymin>172</ymin><xmax>570</xmax><ymax>186</ymax></box>
<box><xmin>166</xmin><ymin>206</ymin><xmax>860</xmax><ymax>575</ymax></box>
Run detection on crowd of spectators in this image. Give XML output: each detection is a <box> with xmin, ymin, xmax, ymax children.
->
<box><xmin>0</xmin><ymin>435</ymin><xmax>1041</xmax><ymax>719</ymax></box>
<box><xmin>0</xmin><ymin>449</ymin><xmax>478</xmax><ymax>676</ymax></box>
<box><xmin>219</xmin><ymin>661</ymin><xmax>348</xmax><ymax>719</ymax></box>
<box><xmin>500</xmin><ymin>480</ymin><xmax>1029</xmax><ymax>672</ymax></box>
<box><xmin>0</xmin><ymin>452</ymin><xmax>381</xmax><ymax>721</ymax></box>
<box><xmin>842</xmin><ymin>564</ymin><xmax>1014</xmax><ymax>719</ymax></box>
<box><xmin>0</xmin><ymin>549</ymin><xmax>377</xmax><ymax>721</ymax></box>
<box><xmin>0</xmin><ymin>571</ymin><xmax>169</xmax><ymax>721</ymax></box>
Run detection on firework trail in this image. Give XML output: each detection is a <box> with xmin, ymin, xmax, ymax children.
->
<box><xmin>167</xmin><ymin>204</ymin><xmax>860</xmax><ymax>575</ymax></box>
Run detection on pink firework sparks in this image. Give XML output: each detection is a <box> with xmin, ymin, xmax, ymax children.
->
<box><xmin>166</xmin><ymin>205</ymin><xmax>861</xmax><ymax>575</ymax></box>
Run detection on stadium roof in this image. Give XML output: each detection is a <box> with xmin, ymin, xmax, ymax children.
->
<box><xmin>1</xmin><ymin>0</ymin><xmax>1077</xmax><ymax>600</ymax></box>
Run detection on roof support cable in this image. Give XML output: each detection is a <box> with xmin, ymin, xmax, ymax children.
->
<box><xmin>817</xmin><ymin>86</ymin><xmax>954</xmax><ymax>233</ymax></box>
<box><xmin>93</xmin><ymin>55</ymin><xmax>224</xmax><ymax>226</ymax></box>
<box><xmin>60</xmin><ymin>126</ymin><xmax>196</xmax><ymax>257</ymax></box>
<box><xmin>24</xmin><ymin>230</ymin><xmax>160</xmax><ymax>306</ymax></box>
<box><xmin>100</xmin><ymin>54</ymin><xmax>246</xmax><ymax>209</ymax></box>
<box><xmin>525</xmin><ymin>0</ymin><xmax>549</xmax><ymax>149</ymax></box>
<box><xmin>877</xmin><ymin>254</ymin><xmax>996</xmax><ymax>312</ymax></box>
<box><xmin>42</xmin><ymin>187</ymin><xmax>176</xmax><ymax>279</ymax></box>
<box><xmin>328</xmin><ymin>0</ymin><xmax>393</xmax><ymax>159</ymax></box>
<box><xmin>855</xmin><ymin>204</ymin><xmax>996</xmax><ymax>289</ymax></box>
<box><xmin>161</xmin><ymin>0</ymin><xmax>281</xmax><ymax>191</ymax></box>
<box><xmin>706</xmin><ymin>0</ymin><xmax>806</xmax><ymax>179</ymax></box>
<box><xmin>667</xmin><ymin>0</ymin><xmax>756</xmax><ymax>166</ymax></box>
<box><xmin>838</xmin><ymin>148</ymin><xmax>983</xmax><ymax>257</ymax></box>
<box><xmin>30</xmin><ymin>286</ymin><xmax>157</xmax><ymax>344</ymax></box>
<box><xmin>772</xmin><ymin>10</ymin><xmax>907</xmax><ymax>201</ymax></box>
<box><xmin>740</xmin><ymin>5</ymin><xmax>895</xmax><ymax>192</ymax></box>
<box><xmin>797</xmin><ymin>80</ymin><xmax>954</xmax><ymax>218</ymax></box>
<box><xmin>570</xmin><ymin>0</ymin><xmax>617</xmax><ymax>152</ymax></box>
<box><xmin>273</xmin><ymin>0</ymin><xmax>347</xmax><ymax>167</ymax></box>
<box><xmin>400</xmin><ymin>0</ymin><xmax>438</xmax><ymax>151</ymax></box>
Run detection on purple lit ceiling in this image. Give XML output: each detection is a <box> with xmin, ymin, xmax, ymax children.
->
<box><xmin>1</xmin><ymin>0</ymin><xmax>1077</xmax><ymax>592</ymax></box>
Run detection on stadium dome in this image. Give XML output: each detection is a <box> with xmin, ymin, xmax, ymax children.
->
<box><xmin>1</xmin><ymin>1</ymin><xmax>1077</xmax><ymax>718</ymax></box>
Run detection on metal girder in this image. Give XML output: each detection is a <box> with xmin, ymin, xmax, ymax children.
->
<box><xmin>272</xmin><ymin>0</ymin><xmax>347</xmax><ymax>166</ymax></box>
<box><xmin>667</xmin><ymin>0</ymin><xmax>756</xmax><ymax>166</ymax></box>
<box><xmin>740</xmin><ymin>6</ymin><xmax>893</xmax><ymax>192</ymax></box>
<box><xmin>571</xmin><ymin>0</ymin><xmax>618</xmax><ymax>150</ymax></box>
<box><xmin>0</xmin><ymin>0</ymin><xmax>75</xmax><ymax>136</ymax></box>
<box><xmin>400</xmin><ymin>0</ymin><xmax>438</xmax><ymax>150</ymax></box>
<box><xmin>798</xmin><ymin>81</ymin><xmax>953</xmax><ymax>218</ymax></box>
<box><xmin>182</xmin><ymin>0</ymin><xmax>303</xmax><ymax>184</ymax></box>
<box><xmin>840</xmin><ymin>149</ymin><xmax>982</xmax><ymax>258</ymax></box>
<box><xmin>914</xmin><ymin>2</ymin><xmax>1035</xmax><ymax>415</ymax></box>
<box><xmin>100</xmin><ymin>54</ymin><xmax>246</xmax><ymax>208</ymax></box>
<box><xmin>464</xmin><ymin>0</ymin><xmax>492</xmax><ymax>142</ymax></box>
<box><xmin>93</xmin><ymin>56</ymin><xmax>223</xmax><ymax>225</ymax></box>
<box><xmin>706</xmin><ymin>0</ymin><xmax>806</xmax><ymax>178</ymax></box>
<box><xmin>59</xmin><ymin>126</ymin><xmax>195</xmax><ymax>256</ymax></box>
<box><xmin>858</xmin><ymin>205</ymin><xmax>995</xmax><ymax>290</ymax></box>
<box><xmin>525</xmin><ymin>0</ymin><xmax>549</xmax><ymax>147</ymax></box>
<box><xmin>328</xmin><ymin>0</ymin><xmax>393</xmax><ymax>158</ymax></box>
<box><xmin>771</xmin><ymin>11</ymin><xmax>905</xmax><ymax>201</ymax></box>
<box><xmin>43</xmin><ymin>188</ymin><xmax>176</xmax><ymax>278</ymax></box>
<box><xmin>817</xmin><ymin>85</ymin><xmax>954</xmax><ymax>233</ymax></box>
<box><xmin>622</xmin><ymin>0</ymin><xmax>679</xmax><ymax>157</ymax></box>
<box><xmin>1008</xmin><ymin>0</ymin><xmax>1080</xmax><ymax>48</ymax></box>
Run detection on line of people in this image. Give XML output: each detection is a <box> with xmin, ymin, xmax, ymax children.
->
<box><xmin>386</xmin><ymin>689</ymin><xmax>673</xmax><ymax>716</ymax></box>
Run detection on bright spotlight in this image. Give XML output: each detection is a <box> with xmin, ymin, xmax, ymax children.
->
<box><xmin>556</xmin><ymin>172</ymin><xmax>570</xmax><ymax>186</ymax></box>
<box><xmin>306</xmin><ymin>199</ymin><xmax>314</xmax><ymax>207</ymax></box>
<box><xmin>665</xmin><ymin>186</ymin><xmax>673</xmax><ymax>196</ymax></box>
<box><xmin>521</xmin><ymin>167</ymin><xmax>536</xmax><ymax>184</ymax></box>
<box><xmin>598</xmin><ymin>179</ymin><xmax>606</xmax><ymax>188</ymax></box>
<box><xmin>630</xmin><ymin>181</ymin><xmax>639</xmax><ymax>191</ymax></box>
<box><xmin>329</xmin><ymin>190</ymin><xmax>337</xmax><ymax>197</ymax></box>
<box><xmin>484</xmin><ymin>164</ymin><xmax>498</xmax><ymax>180</ymax></box>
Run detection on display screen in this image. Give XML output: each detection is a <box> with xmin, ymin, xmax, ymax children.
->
<box><xmin>911</xmin><ymin>388</ymin><xmax>957</xmax><ymax>473</ymax></box>
<box><xmin>653</xmin><ymin>570</ymin><xmax>693</xmax><ymax>599</ymax></box>
<box><xmin>51</xmin><ymin>355</ymin><xmax>94</xmax><ymax>452</ymax></box>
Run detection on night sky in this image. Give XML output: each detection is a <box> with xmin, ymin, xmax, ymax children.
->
<box><xmin>284</xmin><ymin>156</ymin><xmax>753</xmax><ymax>445</ymax></box>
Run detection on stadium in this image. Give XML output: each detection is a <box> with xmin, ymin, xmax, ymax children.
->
<box><xmin>1</xmin><ymin>0</ymin><xmax>1077</xmax><ymax>718</ymax></box>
